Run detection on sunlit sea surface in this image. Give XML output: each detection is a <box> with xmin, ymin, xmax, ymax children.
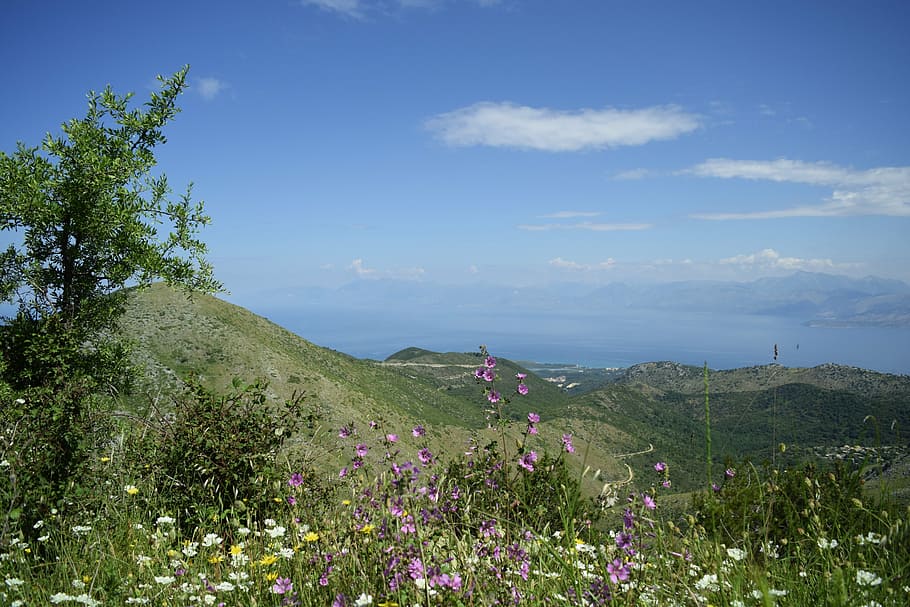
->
<box><xmin>259</xmin><ymin>306</ymin><xmax>910</xmax><ymax>375</ymax></box>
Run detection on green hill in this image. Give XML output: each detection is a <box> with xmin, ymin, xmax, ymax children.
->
<box><xmin>118</xmin><ymin>284</ymin><xmax>910</xmax><ymax>498</ymax></box>
<box><xmin>118</xmin><ymin>284</ymin><xmax>641</xmax><ymax>491</ymax></box>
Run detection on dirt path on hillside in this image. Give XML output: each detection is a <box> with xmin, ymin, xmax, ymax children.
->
<box><xmin>612</xmin><ymin>443</ymin><xmax>654</xmax><ymax>459</ymax></box>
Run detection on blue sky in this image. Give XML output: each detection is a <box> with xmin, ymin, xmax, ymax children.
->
<box><xmin>3</xmin><ymin>0</ymin><xmax>909</xmax><ymax>300</ymax></box>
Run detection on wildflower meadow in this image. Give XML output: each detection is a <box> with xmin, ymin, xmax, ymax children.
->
<box><xmin>1</xmin><ymin>349</ymin><xmax>908</xmax><ymax>606</ymax></box>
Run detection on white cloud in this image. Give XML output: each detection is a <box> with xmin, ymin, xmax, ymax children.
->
<box><xmin>196</xmin><ymin>77</ymin><xmax>227</xmax><ymax>101</ymax></box>
<box><xmin>348</xmin><ymin>258</ymin><xmax>424</xmax><ymax>279</ymax></box>
<box><xmin>301</xmin><ymin>0</ymin><xmax>499</xmax><ymax>18</ymax></box>
<box><xmin>425</xmin><ymin>102</ymin><xmax>700</xmax><ymax>152</ymax></box>
<box><xmin>549</xmin><ymin>257</ymin><xmax>616</xmax><ymax>271</ymax></box>
<box><xmin>688</xmin><ymin>158</ymin><xmax>910</xmax><ymax>219</ymax></box>
<box><xmin>349</xmin><ymin>258</ymin><xmax>376</xmax><ymax>276</ymax></box>
<box><xmin>518</xmin><ymin>222</ymin><xmax>651</xmax><ymax>232</ymax></box>
<box><xmin>612</xmin><ymin>168</ymin><xmax>654</xmax><ymax>181</ymax></box>
<box><xmin>302</xmin><ymin>0</ymin><xmax>365</xmax><ymax>18</ymax></box>
<box><xmin>719</xmin><ymin>248</ymin><xmax>857</xmax><ymax>272</ymax></box>
<box><xmin>539</xmin><ymin>211</ymin><xmax>601</xmax><ymax>219</ymax></box>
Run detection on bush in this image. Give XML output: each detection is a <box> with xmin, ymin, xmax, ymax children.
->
<box><xmin>149</xmin><ymin>377</ymin><xmax>317</xmax><ymax>531</ymax></box>
<box><xmin>693</xmin><ymin>460</ymin><xmax>880</xmax><ymax>555</ymax></box>
<box><xmin>445</xmin><ymin>439</ymin><xmax>598</xmax><ymax>535</ymax></box>
<box><xmin>1</xmin><ymin>377</ymin><xmax>115</xmax><ymax>546</ymax></box>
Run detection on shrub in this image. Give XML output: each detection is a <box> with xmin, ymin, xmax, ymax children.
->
<box><xmin>149</xmin><ymin>376</ymin><xmax>317</xmax><ymax>531</ymax></box>
<box><xmin>693</xmin><ymin>460</ymin><xmax>881</xmax><ymax>555</ymax></box>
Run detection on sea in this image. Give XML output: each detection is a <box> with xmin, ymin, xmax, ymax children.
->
<box><xmin>258</xmin><ymin>306</ymin><xmax>910</xmax><ymax>376</ymax></box>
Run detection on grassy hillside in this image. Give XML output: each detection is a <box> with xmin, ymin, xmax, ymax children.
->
<box><xmin>118</xmin><ymin>284</ymin><xmax>639</xmax><ymax>490</ymax></box>
<box><xmin>590</xmin><ymin>360</ymin><xmax>910</xmax><ymax>494</ymax></box>
<box><xmin>118</xmin><ymin>284</ymin><xmax>909</xmax><ymax>498</ymax></box>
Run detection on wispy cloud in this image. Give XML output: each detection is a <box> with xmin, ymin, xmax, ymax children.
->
<box><xmin>196</xmin><ymin>77</ymin><xmax>227</xmax><ymax>100</ymax></box>
<box><xmin>425</xmin><ymin>102</ymin><xmax>700</xmax><ymax>152</ymax></box>
<box><xmin>719</xmin><ymin>248</ymin><xmax>858</xmax><ymax>272</ymax></box>
<box><xmin>301</xmin><ymin>0</ymin><xmax>500</xmax><ymax>18</ymax></box>
<box><xmin>687</xmin><ymin>158</ymin><xmax>910</xmax><ymax>219</ymax></box>
<box><xmin>612</xmin><ymin>168</ymin><xmax>655</xmax><ymax>181</ymax></box>
<box><xmin>549</xmin><ymin>257</ymin><xmax>616</xmax><ymax>271</ymax></box>
<box><xmin>348</xmin><ymin>258</ymin><xmax>425</xmax><ymax>279</ymax></box>
<box><xmin>302</xmin><ymin>0</ymin><xmax>365</xmax><ymax>18</ymax></box>
<box><xmin>349</xmin><ymin>258</ymin><xmax>376</xmax><ymax>276</ymax></box>
<box><xmin>539</xmin><ymin>211</ymin><xmax>601</xmax><ymax>219</ymax></box>
<box><xmin>518</xmin><ymin>222</ymin><xmax>652</xmax><ymax>232</ymax></box>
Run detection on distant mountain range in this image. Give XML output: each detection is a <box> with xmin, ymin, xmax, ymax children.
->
<box><xmin>252</xmin><ymin>271</ymin><xmax>910</xmax><ymax>328</ymax></box>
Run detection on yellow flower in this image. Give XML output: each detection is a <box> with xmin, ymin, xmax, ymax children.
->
<box><xmin>230</xmin><ymin>544</ymin><xmax>243</xmax><ymax>556</ymax></box>
<box><xmin>100</xmin><ymin>456</ymin><xmax>111</xmax><ymax>463</ymax></box>
<box><xmin>265</xmin><ymin>571</ymin><xmax>278</xmax><ymax>582</ymax></box>
<box><xmin>360</xmin><ymin>524</ymin><xmax>375</xmax><ymax>534</ymax></box>
<box><xmin>378</xmin><ymin>601</ymin><xmax>399</xmax><ymax>607</ymax></box>
<box><xmin>342</xmin><ymin>499</ymin><xmax>351</xmax><ymax>506</ymax></box>
<box><xmin>208</xmin><ymin>554</ymin><xmax>224</xmax><ymax>564</ymax></box>
<box><xmin>124</xmin><ymin>485</ymin><xmax>139</xmax><ymax>495</ymax></box>
<box><xmin>82</xmin><ymin>575</ymin><xmax>91</xmax><ymax>584</ymax></box>
<box><xmin>259</xmin><ymin>554</ymin><xmax>278</xmax><ymax>566</ymax></box>
<box><xmin>304</xmin><ymin>531</ymin><xmax>319</xmax><ymax>542</ymax></box>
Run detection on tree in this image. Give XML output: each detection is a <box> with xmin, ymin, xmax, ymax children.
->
<box><xmin>0</xmin><ymin>65</ymin><xmax>220</xmax><ymax>389</ymax></box>
<box><xmin>0</xmin><ymin>66</ymin><xmax>220</xmax><ymax>538</ymax></box>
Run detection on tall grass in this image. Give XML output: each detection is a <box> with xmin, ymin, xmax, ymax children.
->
<box><xmin>2</xmin><ymin>354</ymin><xmax>908</xmax><ymax>606</ymax></box>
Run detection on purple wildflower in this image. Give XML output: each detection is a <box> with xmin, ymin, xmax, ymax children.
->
<box><xmin>642</xmin><ymin>493</ymin><xmax>656</xmax><ymax>510</ymax></box>
<box><xmin>607</xmin><ymin>559</ymin><xmax>630</xmax><ymax>585</ymax></box>
<box><xmin>272</xmin><ymin>577</ymin><xmax>294</xmax><ymax>594</ymax></box>
<box><xmin>479</xmin><ymin>519</ymin><xmax>500</xmax><ymax>538</ymax></box>
<box><xmin>287</xmin><ymin>495</ymin><xmax>297</xmax><ymax>506</ymax></box>
<box><xmin>319</xmin><ymin>566</ymin><xmax>332</xmax><ymax>586</ymax></box>
<box><xmin>562</xmin><ymin>434</ymin><xmax>575</xmax><ymax>453</ymax></box>
<box><xmin>408</xmin><ymin>558</ymin><xmax>424</xmax><ymax>580</ymax></box>
<box><xmin>487</xmin><ymin>390</ymin><xmax>501</xmax><ymax>404</ymax></box>
<box><xmin>401</xmin><ymin>516</ymin><xmax>416</xmax><ymax>534</ymax></box>
<box><xmin>418</xmin><ymin>448</ymin><xmax>433</xmax><ymax>465</ymax></box>
<box><xmin>369</xmin><ymin>420</ymin><xmax>379</xmax><ymax>429</ymax></box>
<box><xmin>288</xmin><ymin>472</ymin><xmax>304</xmax><ymax>487</ymax></box>
<box><xmin>516</xmin><ymin>372</ymin><xmax>527</xmax><ymax>380</ymax></box>
<box><xmin>662</xmin><ymin>479</ymin><xmax>672</xmax><ymax>488</ymax></box>
<box><xmin>615</xmin><ymin>531</ymin><xmax>634</xmax><ymax>551</ymax></box>
<box><xmin>412</xmin><ymin>425</ymin><xmax>425</xmax><ymax>437</ymax></box>
<box><xmin>354</xmin><ymin>443</ymin><xmax>368</xmax><ymax>457</ymax></box>
<box><xmin>484</xmin><ymin>355</ymin><xmax>496</xmax><ymax>368</ymax></box>
<box><xmin>517</xmin><ymin>383</ymin><xmax>529</xmax><ymax>395</ymax></box>
<box><xmin>386</xmin><ymin>433</ymin><xmax>398</xmax><ymax>443</ymax></box>
<box><xmin>338</xmin><ymin>467</ymin><xmax>348</xmax><ymax>478</ymax></box>
<box><xmin>332</xmin><ymin>594</ymin><xmax>348</xmax><ymax>607</ymax></box>
<box><xmin>654</xmin><ymin>461</ymin><xmax>667</xmax><ymax>473</ymax></box>
<box><xmin>338</xmin><ymin>425</ymin><xmax>353</xmax><ymax>439</ymax></box>
<box><xmin>482</xmin><ymin>368</ymin><xmax>495</xmax><ymax>382</ymax></box>
<box><xmin>712</xmin><ymin>483</ymin><xmax>721</xmax><ymax>492</ymax></box>
<box><xmin>527</xmin><ymin>424</ymin><xmax>538</xmax><ymax>435</ymax></box>
<box><xmin>518</xmin><ymin>451</ymin><xmax>538</xmax><ymax>472</ymax></box>
<box><xmin>527</xmin><ymin>412</ymin><xmax>540</xmax><ymax>423</ymax></box>
<box><xmin>474</xmin><ymin>368</ymin><xmax>485</xmax><ymax>379</ymax></box>
<box><xmin>725</xmin><ymin>467</ymin><xmax>736</xmax><ymax>479</ymax></box>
